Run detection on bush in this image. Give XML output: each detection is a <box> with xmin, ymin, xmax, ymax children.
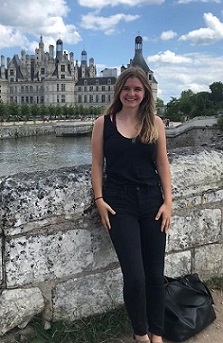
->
<box><xmin>217</xmin><ymin>116</ymin><xmax>223</xmax><ymax>130</ymax></box>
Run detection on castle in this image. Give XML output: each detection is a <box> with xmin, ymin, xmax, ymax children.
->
<box><xmin>0</xmin><ymin>35</ymin><xmax>157</xmax><ymax>107</ymax></box>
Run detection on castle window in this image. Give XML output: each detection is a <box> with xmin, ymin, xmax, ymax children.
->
<box><xmin>57</xmin><ymin>84</ymin><xmax>59</xmax><ymax>92</ymax></box>
<box><xmin>61</xmin><ymin>95</ymin><xmax>66</xmax><ymax>103</ymax></box>
<box><xmin>84</xmin><ymin>80</ymin><xmax>87</xmax><ymax>85</ymax></box>
<box><xmin>61</xmin><ymin>74</ymin><xmax>65</xmax><ymax>79</ymax></box>
<box><xmin>78</xmin><ymin>86</ymin><xmax>81</xmax><ymax>92</ymax></box>
<box><xmin>102</xmin><ymin>94</ymin><xmax>105</xmax><ymax>102</ymax></box>
<box><xmin>61</xmin><ymin>65</ymin><xmax>65</xmax><ymax>72</ymax></box>
<box><xmin>90</xmin><ymin>86</ymin><xmax>93</xmax><ymax>92</ymax></box>
<box><xmin>96</xmin><ymin>79</ymin><xmax>99</xmax><ymax>84</ymax></box>
<box><xmin>10</xmin><ymin>69</ymin><xmax>14</xmax><ymax>76</ymax></box>
<box><xmin>41</xmin><ymin>68</ymin><xmax>45</xmax><ymax>74</ymax></box>
<box><xmin>107</xmin><ymin>79</ymin><xmax>111</xmax><ymax>84</ymax></box>
<box><xmin>61</xmin><ymin>84</ymin><xmax>66</xmax><ymax>92</ymax></box>
<box><xmin>102</xmin><ymin>86</ymin><xmax>105</xmax><ymax>91</ymax></box>
<box><xmin>84</xmin><ymin>86</ymin><xmax>87</xmax><ymax>92</ymax></box>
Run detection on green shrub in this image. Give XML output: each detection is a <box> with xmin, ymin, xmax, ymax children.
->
<box><xmin>217</xmin><ymin>116</ymin><xmax>223</xmax><ymax>130</ymax></box>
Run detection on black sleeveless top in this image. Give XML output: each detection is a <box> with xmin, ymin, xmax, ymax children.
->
<box><xmin>103</xmin><ymin>114</ymin><xmax>160</xmax><ymax>186</ymax></box>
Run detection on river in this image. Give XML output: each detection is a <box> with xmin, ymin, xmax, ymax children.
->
<box><xmin>0</xmin><ymin>135</ymin><xmax>92</xmax><ymax>178</ymax></box>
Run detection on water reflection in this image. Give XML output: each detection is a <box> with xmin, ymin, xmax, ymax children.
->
<box><xmin>0</xmin><ymin>135</ymin><xmax>91</xmax><ymax>178</ymax></box>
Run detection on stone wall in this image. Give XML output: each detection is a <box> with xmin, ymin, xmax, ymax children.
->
<box><xmin>0</xmin><ymin>121</ymin><xmax>93</xmax><ymax>139</ymax></box>
<box><xmin>0</xmin><ymin>147</ymin><xmax>223</xmax><ymax>336</ymax></box>
<box><xmin>166</xmin><ymin>127</ymin><xmax>222</xmax><ymax>149</ymax></box>
<box><xmin>0</xmin><ymin>122</ymin><xmax>55</xmax><ymax>139</ymax></box>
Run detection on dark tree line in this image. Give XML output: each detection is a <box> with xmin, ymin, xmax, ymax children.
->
<box><xmin>0</xmin><ymin>102</ymin><xmax>105</xmax><ymax>123</ymax></box>
<box><xmin>163</xmin><ymin>81</ymin><xmax>223</xmax><ymax>123</ymax></box>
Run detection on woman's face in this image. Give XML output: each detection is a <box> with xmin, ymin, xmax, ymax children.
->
<box><xmin>119</xmin><ymin>76</ymin><xmax>145</xmax><ymax>110</ymax></box>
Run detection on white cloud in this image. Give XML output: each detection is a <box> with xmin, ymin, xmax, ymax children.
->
<box><xmin>177</xmin><ymin>0</ymin><xmax>220</xmax><ymax>4</ymax></box>
<box><xmin>0</xmin><ymin>0</ymin><xmax>81</xmax><ymax>52</ymax></box>
<box><xmin>80</xmin><ymin>12</ymin><xmax>140</xmax><ymax>34</ymax></box>
<box><xmin>147</xmin><ymin>52</ymin><xmax>223</xmax><ymax>102</ymax></box>
<box><xmin>148</xmin><ymin>50</ymin><xmax>192</xmax><ymax>64</ymax></box>
<box><xmin>78</xmin><ymin>0</ymin><xmax>164</xmax><ymax>9</ymax></box>
<box><xmin>0</xmin><ymin>0</ymin><xmax>69</xmax><ymax>28</ymax></box>
<box><xmin>0</xmin><ymin>25</ymin><xmax>29</xmax><ymax>49</ymax></box>
<box><xmin>160</xmin><ymin>30</ymin><xmax>178</xmax><ymax>40</ymax></box>
<box><xmin>179</xmin><ymin>13</ymin><xmax>223</xmax><ymax>45</ymax></box>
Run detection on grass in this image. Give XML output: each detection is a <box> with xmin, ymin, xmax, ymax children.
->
<box><xmin>206</xmin><ymin>275</ymin><xmax>223</xmax><ymax>291</ymax></box>
<box><xmin>2</xmin><ymin>276</ymin><xmax>222</xmax><ymax>343</ymax></box>
<box><xmin>29</xmin><ymin>305</ymin><xmax>132</xmax><ymax>343</ymax></box>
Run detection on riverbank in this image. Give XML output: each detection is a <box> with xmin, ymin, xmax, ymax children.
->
<box><xmin>0</xmin><ymin>119</ymin><xmax>94</xmax><ymax>139</ymax></box>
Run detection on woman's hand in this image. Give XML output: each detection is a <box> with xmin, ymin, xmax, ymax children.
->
<box><xmin>155</xmin><ymin>202</ymin><xmax>172</xmax><ymax>234</ymax></box>
<box><xmin>95</xmin><ymin>198</ymin><xmax>116</xmax><ymax>231</ymax></box>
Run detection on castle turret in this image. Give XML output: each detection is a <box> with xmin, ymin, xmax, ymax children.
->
<box><xmin>56</xmin><ymin>38</ymin><xmax>63</xmax><ymax>61</ymax></box>
<box><xmin>131</xmin><ymin>35</ymin><xmax>150</xmax><ymax>75</ymax></box>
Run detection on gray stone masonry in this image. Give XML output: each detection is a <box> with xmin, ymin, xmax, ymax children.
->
<box><xmin>0</xmin><ymin>146</ymin><xmax>223</xmax><ymax>336</ymax></box>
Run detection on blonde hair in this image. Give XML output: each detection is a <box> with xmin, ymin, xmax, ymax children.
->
<box><xmin>105</xmin><ymin>67</ymin><xmax>158</xmax><ymax>144</ymax></box>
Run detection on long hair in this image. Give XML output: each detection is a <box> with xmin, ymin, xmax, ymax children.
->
<box><xmin>105</xmin><ymin>67</ymin><xmax>158</xmax><ymax>144</ymax></box>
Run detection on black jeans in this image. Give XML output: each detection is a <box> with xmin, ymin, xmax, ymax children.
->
<box><xmin>104</xmin><ymin>181</ymin><xmax>166</xmax><ymax>336</ymax></box>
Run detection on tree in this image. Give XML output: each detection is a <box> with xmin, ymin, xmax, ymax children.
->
<box><xmin>165</xmin><ymin>97</ymin><xmax>181</xmax><ymax>121</ymax></box>
<box><xmin>209</xmin><ymin>82</ymin><xmax>223</xmax><ymax>110</ymax></box>
<box><xmin>7</xmin><ymin>102</ymin><xmax>20</xmax><ymax>122</ymax></box>
<box><xmin>30</xmin><ymin>103</ymin><xmax>40</xmax><ymax>122</ymax></box>
<box><xmin>0</xmin><ymin>100</ymin><xmax>5</xmax><ymax>122</ymax></box>
<box><xmin>20</xmin><ymin>102</ymin><xmax>31</xmax><ymax>121</ymax></box>
<box><xmin>156</xmin><ymin>97</ymin><xmax>164</xmax><ymax>107</ymax></box>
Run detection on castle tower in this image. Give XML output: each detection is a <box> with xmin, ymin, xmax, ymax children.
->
<box><xmin>81</xmin><ymin>49</ymin><xmax>87</xmax><ymax>78</ymax></box>
<box><xmin>131</xmin><ymin>35</ymin><xmax>150</xmax><ymax>75</ymax></box>
<box><xmin>130</xmin><ymin>35</ymin><xmax>158</xmax><ymax>101</ymax></box>
<box><xmin>56</xmin><ymin>38</ymin><xmax>63</xmax><ymax>61</ymax></box>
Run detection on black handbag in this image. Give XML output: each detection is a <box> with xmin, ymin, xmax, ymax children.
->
<box><xmin>164</xmin><ymin>273</ymin><xmax>216</xmax><ymax>342</ymax></box>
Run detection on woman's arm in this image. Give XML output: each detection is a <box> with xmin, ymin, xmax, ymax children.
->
<box><xmin>91</xmin><ymin>116</ymin><xmax>116</xmax><ymax>230</ymax></box>
<box><xmin>154</xmin><ymin>115</ymin><xmax>172</xmax><ymax>233</ymax></box>
<box><xmin>91</xmin><ymin>116</ymin><xmax>104</xmax><ymax>199</ymax></box>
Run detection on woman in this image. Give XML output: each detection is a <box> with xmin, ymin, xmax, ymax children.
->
<box><xmin>91</xmin><ymin>67</ymin><xmax>172</xmax><ymax>343</ymax></box>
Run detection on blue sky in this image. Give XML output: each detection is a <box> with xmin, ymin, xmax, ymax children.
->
<box><xmin>0</xmin><ymin>0</ymin><xmax>222</xmax><ymax>104</ymax></box>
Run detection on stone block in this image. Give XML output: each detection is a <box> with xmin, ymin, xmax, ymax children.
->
<box><xmin>5</xmin><ymin>220</ymin><xmax>118</xmax><ymax>287</ymax></box>
<box><xmin>165</xmin><ymin>250</ymin><xmax>191</xmax><ymax>277</ymax></box>
<box><xmin>202</xmin><ymin>189</ymin><xmax>223</xmax><ymax>204</ymax></box>
<box><xmin>0</xmin><ymin>234</ymin><xmax>2</xmax><ymax>282</ymax></box>
<box><xmin>53</xmin><ymin>268</ymin><xmax>123</xmax><ymax>321</ymax></box>
<box><xmin>167</xmin><ymin>209</ymin><xmax>222</xmax><ymax>252</ymax></box>
<box><xmin>1</xmin><ymin>167</ymin><xmax>92</xmax><ymax>231</ymax></box>
<box><xmin>0</xmin><ymin>288</ymin><xmax>44</xmax><ymax>336</ymax></box>
<box><xmin>5</xmin><ymin>228</ymin><xmax>93</xmax><ymax>287</ymax></box>
<box><xmin>170</xmin><ymin>149</ymin><xmax>223</xmax><ymax>198</ymax></box>
<box><xmin>194</xmin><ymin>244</ymin><xmax>223</xmax><ymax>280</ymax></box>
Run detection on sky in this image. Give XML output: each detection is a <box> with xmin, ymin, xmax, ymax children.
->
<box><xmin>0</xmin><ymin>0</ymin><xmax>222</xmax><ymax>104</ymax></box>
